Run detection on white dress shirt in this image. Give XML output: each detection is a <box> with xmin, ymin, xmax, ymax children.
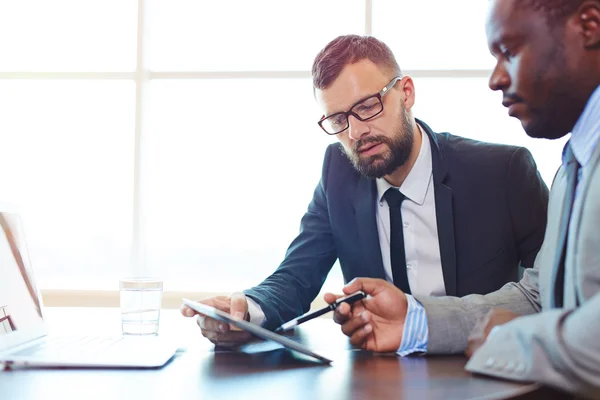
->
<box><xmin>375</xmin><ymin>125</ymin><xmax>445</xmax><ymax>296</ymax></box>
<box><xmin>248</xmin><ymin>124</ymin><xmax>446</xmax><ymax>324</ymax></box>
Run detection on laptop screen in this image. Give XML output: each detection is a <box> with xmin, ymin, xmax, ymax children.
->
<box><xmin>0</xmin><ymin>211</ymin><xmax>46</xmax><ymax>351</ymax></box>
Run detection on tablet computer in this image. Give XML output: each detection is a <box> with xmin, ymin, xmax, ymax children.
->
<box><xmin>182</xmin><ymin>298</ymin><xmax>332</xmax><ymax>364</ymax></box>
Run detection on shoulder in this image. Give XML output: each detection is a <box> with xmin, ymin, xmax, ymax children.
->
<box><xmin>321</xmin><ymin>142</ymin><xmax>362</xmax><ymax>190</ymax></box>
<box><xmin>435</xmin><ymin>131</ymin><xmax>524</xmax><ymax>161</ymax></box>
<box><xmin>433</xmin><ymin>131</ymin><xmax>534</xmax><ymax>175</ymax></box>
<box><xmin>323</xmin><ymin>142</ymin><xmax>356</xmax><ymax>174</ymax></box>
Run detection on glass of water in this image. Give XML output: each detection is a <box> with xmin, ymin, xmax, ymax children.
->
<box><xmin>119</xmin><ymin>278</ymin><xmax>163</xmax><ymax>335</ymax></box>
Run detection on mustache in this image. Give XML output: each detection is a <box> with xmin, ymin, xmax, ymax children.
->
<box><xmin>353</xmin><ymin>136</ymin><xmax>390</xmax><ymax>153</ymax></box>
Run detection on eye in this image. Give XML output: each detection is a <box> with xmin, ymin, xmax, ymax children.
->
<box><xmin>330</xmin><ymin>114</ymin><xmax>346</xmax><ymax>126</ymax></box>
<box><xmin>355</xmin><ymin>103</ymin><xmax>378</xmax><ymax>113</ymax></box>
<box><xmin>499</xmin><ymin>45</ymin><xmax>515</xmax><ymax>60</ymax></box>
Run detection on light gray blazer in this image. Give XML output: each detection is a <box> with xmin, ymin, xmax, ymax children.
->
<box><xmin>415</xmin><ymin>143</ymin><xmax>600</xmax><ymax>398</ymax></box>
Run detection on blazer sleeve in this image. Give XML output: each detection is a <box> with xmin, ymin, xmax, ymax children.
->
<box><xmin>243</xmin><ymin>145</ymin><xmax>338</xmax><ymax>330</ymax></box>
<box><xmin>506</xmin><ymin>147</ymin><xmax>549</xmax><ymax>269</ymax></box>
<box><xmin>414</xmin><ymin>260</ymin><xmax>542</xmax><ymax>354</ymax></box>
<box><xmin>466</xmin><ymin>293</ymin><xmax>600</xmax><ymax>398</ymax></box>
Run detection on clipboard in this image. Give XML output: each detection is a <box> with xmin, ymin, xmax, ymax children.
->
<box><xmin>182</xmin><ymin>298</ymin><xmax>332</xmax><ymax>364</ymax></box>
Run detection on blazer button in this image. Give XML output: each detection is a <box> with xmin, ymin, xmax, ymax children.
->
<box><xmin>493</xmin><ymin>360</ymin><xmax>504</xmax><ymax>370</ymax></box>
<box><xmin>515</xmin><ymin>363</ymin><xmax>525</xmax><ymax>374</ymax></box>
<box><xmin>485</xmin><ymin>358</ymin><xmax>495</xmax><ymax>368</ymax></box>
<box><xmin>505</xmin><ymin>361</ymin><xmax>515</xmax><ymax>373</ymax></box>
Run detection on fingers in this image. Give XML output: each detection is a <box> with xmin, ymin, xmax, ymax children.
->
<box><xmin>180</xmin><ymin>296</ymin><xmax>224</xmax><ymax>317</ymax></box>
<box><xmin>180</xmin><ymin>305</ymin><xmax>196</xmax><ymax>317</ymax></box>
<box><xmin>465</xmin><ymin>309</ymin><xmax>517</xmax><ymax>359</ymax></box>
<box><xmin>466</xmin><ymin>334</ymin><xmax>484</xmax><ymax>358</ymax></box>
<box><xmin>324</xmin><ymin>292</ymin><xmax>342</xmax><ymax>305</ymax></box>
<box><xmin>201</xmin><ymin>328</ymin><xmax>252</xmax><ymax>344</ymax></box>
<box><xmin>333</xmin><ymin>302</ymin><xmax>352</xmax><ymax>324</ymax></box>
<box><xmin>325</xmin><ymin>292</ymin><xmax>344</xmax><ymax>323</ymax></box>
<box><xmin>187</xmin><ymin>296</ymin><xmax>232</xmax><ymax>333</ymax></box>
<box><xmin>340</xmin><ymin>309</ymin><xmax>371</xmax><ymax>338</ymax></box>
<box><xmin>197</xmin><ymin>314</ymin><xmax>228</xmax><ymax>332</ymax></box>
<box><xmin>197</xmin><ymin>315</ymin><xmax>252</xmax><ymax>346</ymax></box>
<box><xmin>201</xmin><ymin>328</ymin><xmax>252</xmax><ymax>347</ymax></box>
<box><xmin>332</xmin><ymin>295</ymin><xmax>367</xmax><ymax>325</ymax></box>
<box><xmin>349</xmin><ymin>323</ymin><xmax>373</xmax><ymax>348</ymax></box>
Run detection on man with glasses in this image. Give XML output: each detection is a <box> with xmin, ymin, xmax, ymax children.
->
<box><xmin>182</xmin><ymin>35</ymin><xmax>549</xmax><ymax>347</ymax></box>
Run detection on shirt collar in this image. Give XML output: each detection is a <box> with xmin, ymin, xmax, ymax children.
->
<box><xmin>567</xmin><ymin>84</ymin><xmax>600</xmax><ymax>167</ymax></box>
<box><xmin>376</xmin><ymin>124</ymin><xmax>432</xmax><ymax>206</ymax></box>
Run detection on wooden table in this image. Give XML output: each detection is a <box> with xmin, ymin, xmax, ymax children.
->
<box><xmin>0</xmin><ymin>308</ymin><xmax>544</xmax><ymax>400</ymax></box>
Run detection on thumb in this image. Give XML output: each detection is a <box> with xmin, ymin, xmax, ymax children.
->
<box><xmin>343</xmin><ymin>277</ymin><xmax>386</xmax><ymax>296</ymax></box>
<box><xmin>230</xmin><ymin>292</ymin><xmax>248</xmax><ymax>320</ymax></box>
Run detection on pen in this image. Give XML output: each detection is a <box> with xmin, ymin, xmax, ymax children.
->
<box><xmin>274</xmin><ymin>291</ymin><xmax>368</xmax><ymax>333</ymax></box>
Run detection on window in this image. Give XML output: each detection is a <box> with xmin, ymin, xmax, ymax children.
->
<box><xmin>0</xmin><ymin>1</ymin><xmax>564</xmax><ymax>293</ymax></box>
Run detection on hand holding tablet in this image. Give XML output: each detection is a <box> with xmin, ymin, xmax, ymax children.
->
<box><xmin>182</xmin><ymin>298</ymin><xmax>332</xmax><ymax>364</ymax></box>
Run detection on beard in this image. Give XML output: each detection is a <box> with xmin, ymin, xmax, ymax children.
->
<box><xmin>342</xmin><ymin>106</ymin><xmax>414</xmax><ymax>178</ymax></box>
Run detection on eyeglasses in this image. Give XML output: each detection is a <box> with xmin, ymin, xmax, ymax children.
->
<box><xmin>318</xmin><ymin>76</ymin><xmax>402</xmax><ymax>135</ymax></box>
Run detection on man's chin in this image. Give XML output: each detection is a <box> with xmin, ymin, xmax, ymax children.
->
<box><xmin>523</xmin><ymin>119</ymin><xmax>569</xmax><ymax>140</ymax></box>
<box><xmin>356</xmin><ymin>157</ymin><xmax>391</xmax><ymax>179</ymax></box>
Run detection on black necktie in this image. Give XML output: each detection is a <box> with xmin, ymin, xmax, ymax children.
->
<box><xmin>553</xmin><ymin>147</ymin><xmax>580</xmax><ymax>308</ymax></box>
<box><xmin>384</xmin><ymin>188</ymin><xmax>411</xmax><ymax>294</ymax></box>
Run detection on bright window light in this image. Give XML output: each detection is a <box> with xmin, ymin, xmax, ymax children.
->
<box><xmin>0</xmin><ymin>1</ymin><xmax>565</xmax><ymax>292</ymax></box>
<box><xmin>0</xmin><ymin>0</ymin><xmax>137</xmax><ymax>72</ymax></box>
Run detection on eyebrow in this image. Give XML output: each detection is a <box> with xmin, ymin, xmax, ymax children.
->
<box><xmin>489</xmin><ymin>33</ymin><xmax>522</xmax><ymax>53</ymax></box>
<box><xmin>324</xmin><ymin>92</ymin><xmax>381</xmax><ymax>118</ymax></box>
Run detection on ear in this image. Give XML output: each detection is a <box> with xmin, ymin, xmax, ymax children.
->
<box><xmin>400</xmin><ymin>76</ymin><xmax>416</xmax><ymax>110</ymax></box>
<box><xmin>578</xmin><ymin>1</ymin><xmax>600</xmax><ymax>48</ymax></box>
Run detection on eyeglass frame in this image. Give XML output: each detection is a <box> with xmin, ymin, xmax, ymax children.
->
<box><xmin>317</xmin><ymin>76</ymin><xmax>403</xmax><ymax>135</ymax></box>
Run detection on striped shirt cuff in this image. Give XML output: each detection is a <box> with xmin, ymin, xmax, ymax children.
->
<box><xmin>397</xmin><ymin>294</ymin><xmax>429</xmax><ymax>356</ymax></box>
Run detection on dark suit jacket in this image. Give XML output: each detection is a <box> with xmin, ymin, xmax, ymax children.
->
<box><xmin>245</xmin><ymin>119</ymin><xmax>549</xmax><ymax>330</ymax></box>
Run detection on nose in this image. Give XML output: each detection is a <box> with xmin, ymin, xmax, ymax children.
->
<box><xmin>488</xmin><ymin>61</ymin><xmax>510</xmax><ymax>92</ymax></box>
<box><xmin>347</xmin><ymin>114</ymin><xmax>370</xmax><ymax>141</ymax></box>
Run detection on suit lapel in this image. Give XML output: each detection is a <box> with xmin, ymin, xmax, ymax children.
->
<box><xmin>419</xmin><ymin>120</ymin><xmax>458</xmax><ymax>296</ymax></box>
<box><xmin>354</xmin><ymin>176</ymin><xmax>387</xmax><ymax>280</ymax></box>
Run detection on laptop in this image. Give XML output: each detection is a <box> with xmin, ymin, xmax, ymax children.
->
<box><xmin>0</xmin><ymin>207</ymin><xmax>177</xmax><ymax>368</ymax></box>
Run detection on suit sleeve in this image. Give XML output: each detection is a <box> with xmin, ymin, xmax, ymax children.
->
<box><xmin>414</xmin><ymin>261</ymin><xmax>542</xmax><ymax>354</ymax></box>
<box><xmin>466</xmin><ymin>292</ymin><xmax>600</xmax><ymax>398</ymax></box>
<box><xmin>506</xmin><ymin>147</ymin><xmax>549</xmax><ymax>269</ymax></box>
<box><xmin>243</xmin><ymin>145</ymin><xmax>338</xmax><ymax>330</ymax></box>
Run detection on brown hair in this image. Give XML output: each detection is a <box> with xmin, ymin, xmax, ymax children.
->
<box><xmin>312</xmin><ymin>35</ymin><xmax>402</xmax><ymax>90</ymax></box>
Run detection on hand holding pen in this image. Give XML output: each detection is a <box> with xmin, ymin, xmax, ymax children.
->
<box><xmin>327</xmin><ymin>278</ymin><xmax>409</xmax><ymax>352</ymax></box>
<box><xmin>275</xmin><ymin>291</ymin><xmax>368</xmax><ymax>333</ymax></box>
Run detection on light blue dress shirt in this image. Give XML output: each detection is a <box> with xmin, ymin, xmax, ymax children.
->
<box><xmin>568</xmin><ymin>85</ymin><xmax>600</xmax><ymax>188</ymax></box>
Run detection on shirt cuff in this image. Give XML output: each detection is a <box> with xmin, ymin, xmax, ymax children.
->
<box><xmin>246</xmin><ymin>296</ymin><xmax>266</xmax><ymax>326</ymax></box>
<box><xmin>397</xmin><ymin>294</ymin><xmax>429</xmax><ymax>356</ymax></box>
